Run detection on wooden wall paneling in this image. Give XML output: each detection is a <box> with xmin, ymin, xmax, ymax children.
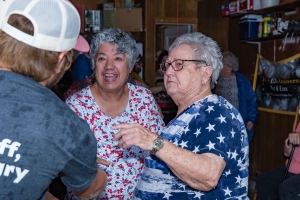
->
<box><xmin>163</xmin><ymin>0</ymin><xmax>178</xmax><ymax>18</ymax></box>
<box><xmin>144</xmin><ymin>0</ymin><xmax>157</xmax><ymax>87</ymax></box>
<box><xmin>274</xmin><ymin>37</ymin><xmax>300</xmax><ymax>60</ymax></box>
<box><xmin>144</xmin><ymin>0</ymin><xmax>198</xmax><ymax>86</ymax></box>
<box><xmin>197</xmin><ymin>0</ymin><xmax>229</xmax><ymax>51</ymax></box>
<box><xmin>179</xmin><ymin>0</ymin><xmax>198</xmax><ymax>18</ymax></box>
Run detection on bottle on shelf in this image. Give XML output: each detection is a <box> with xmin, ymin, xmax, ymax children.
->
<box><xmin>263</xmin><ymin>14</ymin><xmax>274</xmax><ymax>37</ymax></box>
<box><xmin>276</xmin><ymin>12</ymin><xmax>282</xmax><ymax>31</ymax></box>
<box><xmin>258</xmin><ymin>21</ymin><xmax>263</xmax><ymax>38</ymax></box>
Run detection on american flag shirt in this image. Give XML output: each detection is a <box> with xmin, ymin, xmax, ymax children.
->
<box><xmin>133</xmin><ymin>94</ymin><xmax>249</xmax><ymax>200</ymax></box>
<box><xmin>65</xmin><ymin>83</ymin><xmax>165</xmax><ymax>200</ymax></box>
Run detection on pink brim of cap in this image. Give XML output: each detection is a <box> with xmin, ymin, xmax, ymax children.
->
<box><xmin>73</xmin><ymin>35</ymin><xmax>90</xmax><ymax>52</ymax></box>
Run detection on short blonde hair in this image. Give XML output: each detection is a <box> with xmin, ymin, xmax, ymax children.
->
<box><xmin>0</xmin><ymin>14</ymin><xmax>75</xmax><ymax>82</ymax></box>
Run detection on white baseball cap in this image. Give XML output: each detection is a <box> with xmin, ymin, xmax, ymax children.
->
<box><xmin>0</xmin><ymin>0</ymin><xmax>89</xmax><ymax>52</ymax></box>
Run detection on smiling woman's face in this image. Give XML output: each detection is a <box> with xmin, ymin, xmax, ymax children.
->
<box><xmin>94</xmin><ymin>42</ymin><xmax>131</xmax><ymax>93</ymax></box>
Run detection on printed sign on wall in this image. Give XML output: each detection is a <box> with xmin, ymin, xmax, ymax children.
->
<box><xmin>253</xmin><ymin>54</ymin><xmax>300</xmax><ymax>114</ymax></box>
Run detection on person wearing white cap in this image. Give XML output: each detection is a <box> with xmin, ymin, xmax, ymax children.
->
<box><xmin>0</xmin><ymin>0</ymin><xmax>107</xmax><ymax>199</ymax></box>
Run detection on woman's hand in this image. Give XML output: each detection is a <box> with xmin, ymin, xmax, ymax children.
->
<box><xmin>96</xmin><ymin>158</ymin><xmax>111</xmax><ymax>167</ymax></box>
<box><xmin>284</xmin><ymin>132</ymin><xmax>300</xmax><ymax>157</ymax></box>
<box><xmin>288</xmin><ymin>132</ymin><xmax>300</xmax><ymax>146</ymax></box>
<box><xmin>112</xmin><ymin>123</ymin><xmax>157</xmax><ymax>150</ymax></box>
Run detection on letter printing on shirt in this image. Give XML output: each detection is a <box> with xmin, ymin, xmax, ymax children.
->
<box><xmin>0</xmin><ymin>70</ymin><xmax>98</xmax><ymax>200</ymax></box>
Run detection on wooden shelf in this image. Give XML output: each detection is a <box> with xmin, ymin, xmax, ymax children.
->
<box><xmin>240</xmin><ymin>33</ymin><xmax>288</xmax><ymax>42</ymax></box>
<box><xmin>229</xmin><ymin>0</ymin><xmax>300</xmax><ymax>17</ymax></box>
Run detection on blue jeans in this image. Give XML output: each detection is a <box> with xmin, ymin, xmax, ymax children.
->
<box><xmin>256</xmin><ymin>166</ymin><xmax>300</xmax><ymax>200</ymax></box>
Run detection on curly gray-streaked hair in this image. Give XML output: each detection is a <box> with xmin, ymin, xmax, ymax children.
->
<box><xmin>222</xmin><ymin>50</ymin><xmax>239</xmax><ymax>72</ymax></box>
<box><xmin>89</xmin><ymin>28</ymin><xmax>140</xmax><ymax>70</ymax></box>
<box><xmin>168</xmin><ymin>32</ymin><xmax>223</xmax><ymax>89</ymax></box>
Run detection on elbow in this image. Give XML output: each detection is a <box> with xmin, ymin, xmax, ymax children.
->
<box><xmin>74</xmin><ymin>168</ymin><xmax>108</xmax><ymax>199</ymax></box>
<box><xmin>187</xmin><ymin>176</ymin><xmax>219</xmax><ymax>191</ymax></box>
<box><xmin>201</xmin><ymin>178</ymin><xmax>219</xmax><ymax>191</ymax></box>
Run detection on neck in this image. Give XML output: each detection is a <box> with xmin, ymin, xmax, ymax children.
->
<box><xmin>174</xmin><ymin>87</ymin><xmax>212</xmax><ymax>115</ymax></box>
<box><xmin>0</xmin><ymin>67</ymin><xmax>12</xmax><ymax>71</ymax></box>
<box><xmin>91</xmin><ymin>82</ymin><xmax>128</xmax><ymax>102</ymax></box>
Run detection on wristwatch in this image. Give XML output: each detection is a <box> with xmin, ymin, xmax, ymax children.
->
<box><xmin>150</xmin><ymin>136</ymin><xmax>164</xmax><ymax>154</ymax></box>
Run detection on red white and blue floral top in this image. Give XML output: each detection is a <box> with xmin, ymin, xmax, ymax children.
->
<box><xmin>65</xmin><ymin>83</ymin><xmax>165</xmax><ymax>200</ymax></box>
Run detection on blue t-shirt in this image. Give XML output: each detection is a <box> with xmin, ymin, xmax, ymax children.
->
<box><xmin>133</xmin><ymin>95</ymin><xmax>249</xmax><ymax>200</ymax></box>
<box><xmin>0</xmin><ymin>70</ymin><xmax>98</xmax><ymax>200</ymax></box>
<box><xmin>71</xmin><ymin>54</ymin><xmax>93</xmax><ymax>82</ymax></box>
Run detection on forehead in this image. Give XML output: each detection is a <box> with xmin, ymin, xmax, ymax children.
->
<box><xmin>97</xmin><ymin>42</ymin><xmax>117</xmax><ymax>52</ymax></box>
<box><xmin>169</xmin><ymin>44</ymin><xmax>193</xmax><ymax>60</ymax></box>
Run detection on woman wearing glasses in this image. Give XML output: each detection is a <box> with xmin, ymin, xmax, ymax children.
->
<box><xmin>113</xmin><ymin>32</ymin><xmax>249</xmax><ymax>199</ymax></box>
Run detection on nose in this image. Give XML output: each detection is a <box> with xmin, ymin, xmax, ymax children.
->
<box><xmin>164</xmin><ymin>64</ymin><xmax>173</xmax><ymax>76</ymax></box>
<box><xmin>104</xmin><ymin>58</ymin><xmax>115</xmax><ymax>70</ymax></box>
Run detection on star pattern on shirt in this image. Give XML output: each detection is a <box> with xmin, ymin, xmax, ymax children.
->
<box><xmin>217</xmin><ymin>133</ymin><xmax>225</xmax><ymax>143</ymax></box>
<box><xmin>231</xmin><ymin>150</ymin><xmax>238</xmax><ymax>160</ymax></box>
<box><xmin>194</xmin><ymin>128</ymin><xmax>201</xmax><ymax>137</ymax></box>
<box><xmin>237</xmin><ymin>158</ymin><xmax>243</xmax><ymax>167</ymax></box>
<box><xmin>217</xmin><ymin>114</ymin><xmax>226</xmax><ymax>123</ymax></box>
<box><xmin>230</xmin><ymin>128</ymin><xmax>236</xmax><ymax>138</ymax></box>
<box><xmin>183</xmin><ymin>126</ymin><xmax>190</xmax><ymax>134</ymax></box>
<box><xmin>226</xmin><ymin>149</ymin><xmax>232</xmax><ymax>158</ymax></box>
<box><xmin>223</xmin><ymin>187</ymin><xmax>232</xmax><ymax>196</ymax></box>
<box><xmin>178</xmin><ymin>183</ymin><xmax>186</xmax><ymax>190</ymax></box>
<box><xmin>193</xmin><ymin>145</ymin><xmax>200</xmax><ymax>153</ymax></box>
<box><xmin>206</xmin><ymin>105</ymin><xmax>214</xmax><ymax>113</ymax></box>
<box><xmin>173</xmin><ymin>139</ymin><xmax>179</xmax><ymax>146</ymax></box>
<box><xmin>179</xmin><ymin>140</ymin><xmax>188</xmax><ymax>148</ymax></box>
<box><xmin>230</xmin><ymin>112</ymin><xmax>236</xmax><ymax>119</ymax></box>
<box><xmin>235</xmin><ymin>175</ymin><xmax>243</xmax><ymax>185</ymax></box>
<box><xmin>162</xmin><ymin>192</ymin><xmax>172</xmax><ymax>199</ymax></box>
<box><xmin>205</xmin><ymin>123</ymin><xmax>215</xmax><ymax>132</ymax></box>
<box><xmin>193</xmin><ymin>191</ymin><xmax>205</xmax><ymax>199</ymax></box>
<box><xmin>206</xmin><ymin>140</ymin><xmax>215</xmax><ymax>150</ymax></box>
<box><xmin>224</xmin><ymin>169</ymin><xmax>231</xmax><ymax>177</ymax></box>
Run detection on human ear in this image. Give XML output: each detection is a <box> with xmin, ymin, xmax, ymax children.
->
<box><xmin>55</xmin><ymin>51</ymin><xmax>67</xmax><ymax>74</ymax></box>
<box><xmin>202</xmin><ymin>66</ymin><xmax>213</xmax><ymax>85</ymax></box>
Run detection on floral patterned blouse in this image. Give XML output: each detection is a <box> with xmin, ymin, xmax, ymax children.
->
<box><xmin>65</xmin><ymin>83</ymin><xmax>165</xmax><ymax>200</ymax></box>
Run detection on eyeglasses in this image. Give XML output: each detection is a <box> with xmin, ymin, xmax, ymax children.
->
<box><xmin>159</xmin><ymin>59</ymin><xmax>208</xmax><ymax>73</ymax></box>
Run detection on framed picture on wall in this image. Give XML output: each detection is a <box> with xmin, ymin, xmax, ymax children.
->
<box><xmin>165</xmin><ymin>35</ymin><xmax>177</xmax><ymax>50</ymax></box>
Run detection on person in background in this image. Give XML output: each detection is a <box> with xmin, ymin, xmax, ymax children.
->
<box><xmin>256</xmin><ymin>123</ymin><xmax>300</xmax><ymax>200</ymax></box>
<box><xmin>63</xmin><ymin>75</ymin><xmax>94</xmax><ymax>100</ymax></box>
<box><xmin>153</xmin><ymin>50</ymin><xmax>177</xmax><ymax>124</ymax></box>
<box><xmin>65</xmin><ymin>28</ymin><xmax>165</xmax><ymax>199</ymax></box>
<box><xmin>0</xmin><ymin>0</ymin><xmax>107</xmax><ymax>199</ymax></box>
<box><xmin>70</xmin><ymin>35</ymin><xmax>93</xmax><ymax>82</ymax></box>
<box><xmin>214</xmin><ymin>51</ymin><xmax>258</xmax><ymax>142</ymax></box>
<box><xmin>112</xmin><ymin>32</ymin><xmax>249</xmax><ymax>199</ymax></box>
<box><xmin>130</xmin><ymin>54</ymin><xmax>167</xmax><ymax>95</ymax></box>
<box><xmin>155</xmin><ymin>49</ymin><xmax>168</xmax><ymax>86</ymax></box>
<box><xmin>130</xmin><ymin>54</ymin><xmax>147</xmax><ymax>87</ymax></box>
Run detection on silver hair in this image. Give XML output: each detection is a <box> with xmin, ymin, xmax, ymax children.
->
<box><xmin>168</xmin><ymin>32</ymin><xmax>223</xmax><ymax>88</ymax></box>
<box><xmin>89</xmin><ymin>28</ymin><xmax>140</xmax><ymax>70</ymax></box>
<box><xmin>222</xmin><ymin>50</ymin><xmax>239</xmax><ymax>72</ymax></box>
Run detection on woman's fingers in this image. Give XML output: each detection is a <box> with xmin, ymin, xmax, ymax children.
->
<box><xmin>97</xmin><ymin>158</ymin><xmax>111</xmax><ymax>166</ymax></box>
